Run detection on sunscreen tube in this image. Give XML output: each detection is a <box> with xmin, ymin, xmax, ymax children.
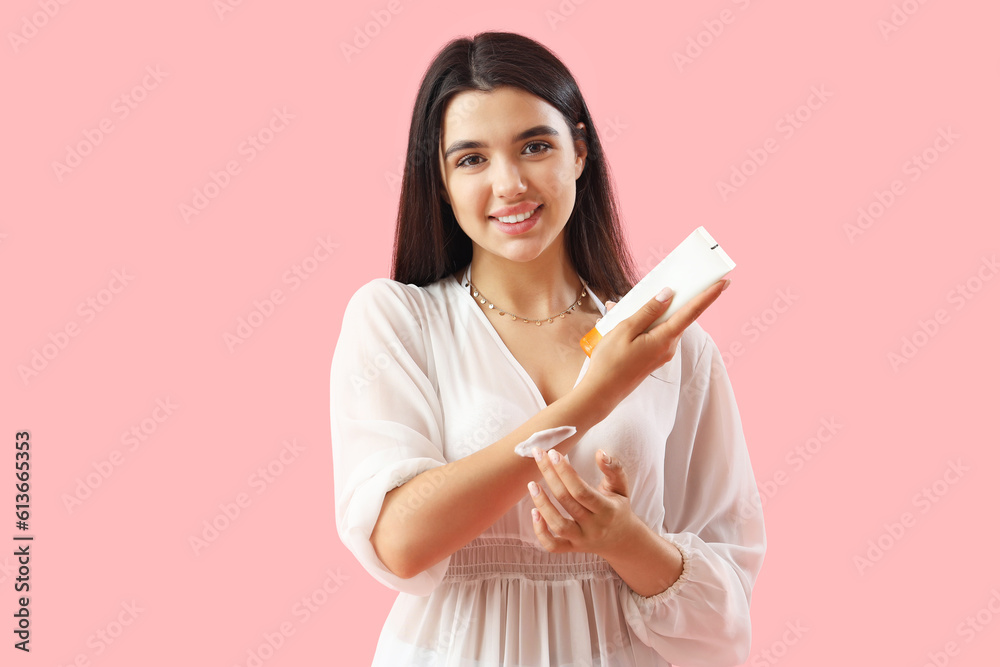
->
<box><xmin>580</xmin><ymin>226</ymin><xmax>735</xmax><ymax>356</ymax></box>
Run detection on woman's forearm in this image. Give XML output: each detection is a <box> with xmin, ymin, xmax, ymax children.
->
<box><xmin>370</xmin><ymin>385</ymin><xmax>610</xmax><ymax>580</ymax></box>
<box><xmin>600</xmin><ymin>517</ymin><xmax>685</xmax><ymax>597</ymax></box>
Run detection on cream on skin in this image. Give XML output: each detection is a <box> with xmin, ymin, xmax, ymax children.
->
<box><xmin>513</xmin><ymin>425</ymin><xmax>577</xmax><ymax>457</ymax></box>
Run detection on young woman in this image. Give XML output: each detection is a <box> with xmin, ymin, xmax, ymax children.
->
<box><xmin>331</xmin><ymin>31</ymin><xmax>766</xmax><ymax>666</ymax></box>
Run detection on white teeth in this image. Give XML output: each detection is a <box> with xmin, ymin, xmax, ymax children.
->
<box><xmin>495</xmin><ymin>206</ymin><xmax>539</xmax><ymax>223</ymax></box>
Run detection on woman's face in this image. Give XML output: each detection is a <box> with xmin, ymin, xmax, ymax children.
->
<box><xmin>437</xmin><ymin>86</ymin><xmax>587</xmax><ymax>266</ymax></box>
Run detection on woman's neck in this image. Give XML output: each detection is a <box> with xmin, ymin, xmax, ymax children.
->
<box><xmin>464</xmin><ymin>252</ymin><xmax>598</xmax><ymax>320</ymax></box>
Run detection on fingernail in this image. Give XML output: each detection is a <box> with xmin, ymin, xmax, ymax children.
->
<box><xmin>532</xmin><ymin>447</ymin><xmax>542</xmax><ymax>461</ymax></box>
<box><xmin>548</xmin><ymin>450</ymin><xmax>560</xmax><ymax>464</ymax></box>
<box><xmin>722</xmin><ymin>279</ymin><xmax>731</xmax><ymax>292</ymax></box>
<box><xmin>654</xmin><ymin>286</ymin><xmax>674</xmax><ymax>303</ymax></box>
<box><xmin>600</xmin><ymin>449</ymin><xmax>611</xmax><ymax>464</ymax></box>
<box><xmin>528</xmin><ymin>481</ymin><xmax>539</xmax><ymax>497</ymax></box>
<box><xmin>531</xmin><ymin>508</ymin><xmax>541</xmax><ymax>522</ymax></box>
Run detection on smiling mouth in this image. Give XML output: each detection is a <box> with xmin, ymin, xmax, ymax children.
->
<box><xmin>490</xmin><ymin>205</ymin><xmax>543</xmax><ymax>223</ymax></box>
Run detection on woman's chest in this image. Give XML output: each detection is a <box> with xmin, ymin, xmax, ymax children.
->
<box><xmin>425</xmin><ymin>298</ymin><xmax>681</xmax><ymax>474</ymax></box>
<box><xmin>500</xmin><ymin>325</ymin><xmax>592</xmax><ymax>407</ymax></box>
<box><xmin>436</xmin><ymin>339</ymin><xmax>680</xmax><ymax>479</ymax></box>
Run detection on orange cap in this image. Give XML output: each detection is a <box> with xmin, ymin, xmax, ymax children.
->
<box><xmin>580</xmin><ymin>327</ymin><xmax>603</xmax><ymax>357</ymax></box>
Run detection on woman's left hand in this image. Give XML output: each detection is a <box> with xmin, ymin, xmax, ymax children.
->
<box><xmin>527</xmin><ymin>447</ymin><xmax>642</xmax><ymax>557</ymax></box>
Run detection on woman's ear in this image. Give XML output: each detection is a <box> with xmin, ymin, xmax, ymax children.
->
<box><xmin>574</xmin><ymin>122</ymin><xmax>588</xmax><ymax>179</ymax></box>
<box><xmin>437</xmin><ymin>166</ymin><xmax>451</xmax><ymax>206</ymax></box>
<box><xmin>437</xmin><ymin>148</ymin><xmax>452</xmax><ymax>206</ymax></box>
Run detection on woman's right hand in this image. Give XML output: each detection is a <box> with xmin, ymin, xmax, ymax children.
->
<box><xmin>577</xmin><ymin>279</ymin><xmax>731</xmax><ymax>415</ymax></box>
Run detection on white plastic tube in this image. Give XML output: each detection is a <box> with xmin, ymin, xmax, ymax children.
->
<box><xmin>580</xmin><ymin>226</ymin><xmax>736</xmax><ymax>356</ymax></box>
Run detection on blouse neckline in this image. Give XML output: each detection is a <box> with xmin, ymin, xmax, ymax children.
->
<box><xmin>450</xmin><ymin>264</ymin><xmax>605</xmax><ymax>408</ymax></box>
<box><xmin>455</xmin><ymin>264</ymin><xmax>607</xmax><ymax>317</ymax></box>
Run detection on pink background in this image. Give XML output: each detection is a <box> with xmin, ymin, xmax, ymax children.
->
<box><xmin>3</xmin><ymin>1</ymin><xmax>999</xmax><ymax>665</ymax></box>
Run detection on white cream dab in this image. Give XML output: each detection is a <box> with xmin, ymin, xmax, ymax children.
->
<box><xmin>513</xmin><ymin>425</ymin><xmax>577</xmax><ymax>457</ymax></box>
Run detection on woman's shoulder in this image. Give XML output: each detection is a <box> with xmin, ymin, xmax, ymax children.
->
<box><xmin>346</xmin><ymin>276</ymin><xmax>410</xmax><ymax>304</ymax></box>
<box><xmin>647</xmin><ymin>319</ymin><xmax>714</xmax><ymax>386</ymax></box>
<box><xmin>680</xmin><ymin>320</ymin><xmax>712</xmax><ymax>359</ymax></box>
<box><xmin>676</xmin><ymin>319</ymin><xmax>724</xmax><ymax>385</ymax></box>
<box><xmin>342</xmin><ymin>274</ymin><xmax>456</xmax><ymax>323</ymax></box>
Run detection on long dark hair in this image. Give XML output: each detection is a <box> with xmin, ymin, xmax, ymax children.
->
<box><xmin>390</xmin><ymin>31</ymin><xmax>638</xmax><ymax>301</ymax></box>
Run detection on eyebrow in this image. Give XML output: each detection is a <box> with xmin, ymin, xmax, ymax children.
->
<box><xmin>442</xmin><ymin>124</ymin><xmax>561</xmax><ymax>161</ymax></box>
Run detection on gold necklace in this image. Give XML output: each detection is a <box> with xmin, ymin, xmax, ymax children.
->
<box><xmin>464</xmin><ymin>266</ymin><xmax>590</xmax><ymax>326</ymax></box>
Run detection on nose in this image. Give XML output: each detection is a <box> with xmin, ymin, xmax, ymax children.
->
<box><xmin>491</xmin><ymin>157</ymin><xmax>527</xmax><ymax>198</ymax></box>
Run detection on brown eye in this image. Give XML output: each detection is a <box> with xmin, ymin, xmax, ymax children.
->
<box><xmin>457</xmin><ymin>155</ymin><xmax>484</xmax><ymax>168</ymax></box>
<box><xmin>524</xmin><ymin>141</ymin><xmax>552</xmax><ymax>155</ymax></box>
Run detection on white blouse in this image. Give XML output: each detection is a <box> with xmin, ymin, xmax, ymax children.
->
<box><xmin>330</xmin><ymin>267</ymin><xmax>766</xmax><ymax>667</ymax></box>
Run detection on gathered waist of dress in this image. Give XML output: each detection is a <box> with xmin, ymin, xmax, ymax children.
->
<box><xmin>442</xmin><ymin>535</ymin><xmax>619</xmax><ymax>583</ymax></box>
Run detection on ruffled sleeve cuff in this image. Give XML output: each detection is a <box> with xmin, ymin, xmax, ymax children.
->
<box><xmin>339</xmin><ymin>456</ymin><xmax>452</xmax><ymax>597</ymax></box>
<box><xmin>624</xmin><ymin>535</ymin><xmax>694</xmax><ymax>610</ymax></box>
<box><xmin>618</xmin><ymin>532</ymin><xmax>755</xmax><ymax>667</ymax></box>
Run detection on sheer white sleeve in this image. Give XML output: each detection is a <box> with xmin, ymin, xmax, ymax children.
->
<box><xmin>330</xmin><ymin>279</ymin><xmax>450</xmax><ymax>596</ymax></box>
<box><xmin>620</xmin><ymin>327</ymin><xmax>767</xmax><ymax>667</ymax></box>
